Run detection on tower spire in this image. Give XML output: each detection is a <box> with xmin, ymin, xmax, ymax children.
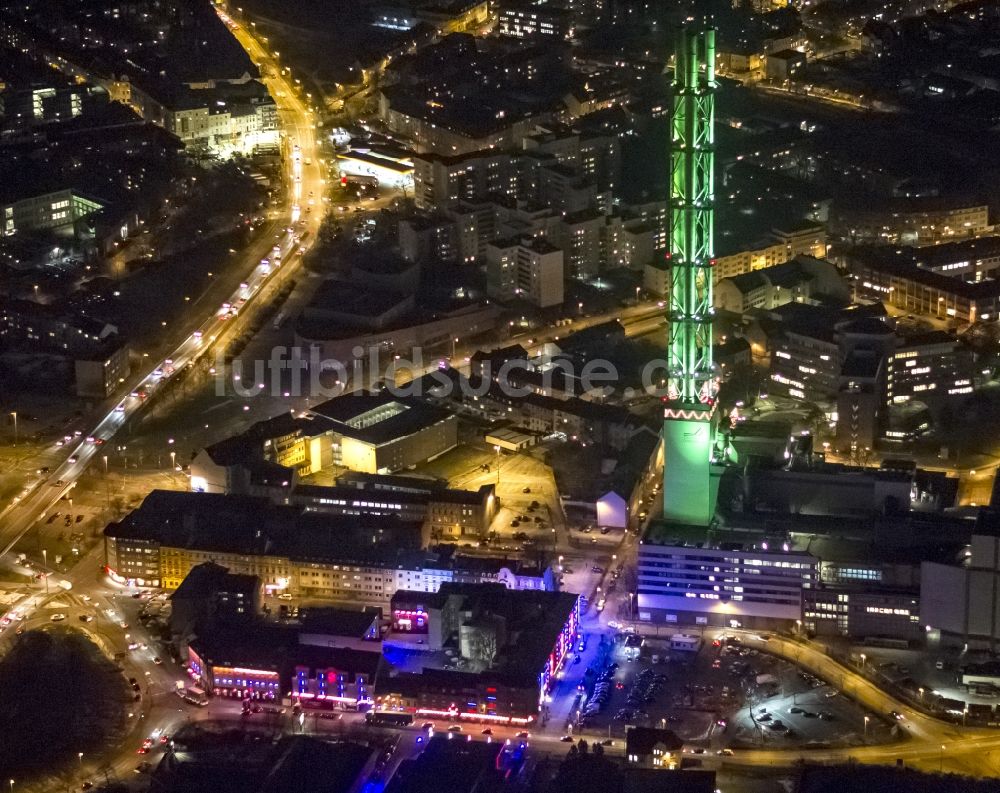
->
<box><xmin>667</xmin><ymin>16</ymin><xmax>716</xmax><ymax>405</ymax></box>
<box><xmin>661</xmin><ymin>15</ymin><xmax>720</xmax><ymax>527</ymax></box>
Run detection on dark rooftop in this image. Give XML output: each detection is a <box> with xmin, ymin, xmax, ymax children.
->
<box><xmin>190</xmin><ymin>625</ymin><xmax>383</xmax><ymax>679</ymax></box>
<box><xmin>299</xmin><ymin>607</ymin><xmax>380</xmax><ymax>638</ymax></box>
<box><xmin>105</xmin><ymin>489</ymin><xmax>426</xmax><ymax>559</ymax></box>
<box><xmin>850</xmin><ymin>238</ymin><xmax>1000</xmax><ymax>300</ymax></box>
<box><xmin>624</xmin><ymin>726</ymin><xmax>684</xmax><ymax>755</ymax></box>
<box><xmin>896</xmin><ymin>329</ymin><xmax>957</xmax><ymax>348</ymax></box>
<box><xmin>153</xmin><ymin>732</ymin><xmax>372</xmax><ymax>793</ymax></box>
<box><xmin>306</xmin><ymin>279</ymin><xmax>410</xmax><ymax>318</ymax></box>
<box><xmin>384</xmin><ymin>734</ymin><xmax>505</xmax><ymax>793</ymax></box>
<box><xmin>171</xmin><ymin>562</ymin><xmax>259</xmax><ymax>602</ymax></box>
<box><xmin>388</xmin><ymin>583</ymin><xmax>577</xmax><ymax>684</ymax></box>
<box><xmin>106</xmin><ymin>491</ymin><xmax>540</xmax><ymax>577</ymax></box>
<box><xmin>308</xmin><ymin>391</ymin><xmax>455</xmax><ymax>446</ymax></box>
<box><xmin>797</xmin><ymin>764</ymin><xmax>1000</xmax><ymax>793</ymax></box>
<box><xmin>381</xmin><ymin>81</ymin><xmax>552</xmax><ymax>140</ymax></box>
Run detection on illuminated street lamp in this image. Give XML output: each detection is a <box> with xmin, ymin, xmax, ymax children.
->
<box><xmin>41</xmin><ymin>550</ymin><xmax>48</xmax><ymax>596</ymax></box>
<box><xmin>493</xmin><ymin>445</ymin><xmax>501</xmax><ymax>487</ymax></box>
<box><xmin>9</xmin><ymin>412</ymin><xmax>16</xmax><ymax>445</ymax></box>
<box><xmin>863</xmin><ymin>715</ymin><xmax>869</xmax><ymax>739</ymax></box>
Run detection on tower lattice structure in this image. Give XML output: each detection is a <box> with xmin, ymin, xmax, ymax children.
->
<box><xmin>666</xmin><ymin>17</ymin><xmax>717</xmax><ymax>406</ymax></box>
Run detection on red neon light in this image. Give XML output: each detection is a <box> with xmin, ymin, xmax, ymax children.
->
<box><xmin>413</xmin><ymin>708</ymin><xmax>534</xmax><ymax>725</ymax></box>
<box><xmin>295</xmin><ymin>692</ymin><xmax>373</xmax><ymax>705</ymax></box>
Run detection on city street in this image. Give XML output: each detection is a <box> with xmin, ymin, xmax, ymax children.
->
<box><xmin>0</xmin><ymin>10</ymin><xmax>327</xmax><ymax>789</ymax></box>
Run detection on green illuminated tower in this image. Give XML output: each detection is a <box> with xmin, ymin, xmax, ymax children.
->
<box><xmin>662</xmin><ymin>15</ymin><xmax>719</xmax><ymax>527</ymax></box>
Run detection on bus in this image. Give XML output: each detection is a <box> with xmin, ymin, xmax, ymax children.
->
<box><xmin>365</xmin><ymin>711</ymin><xmax>413</xmax><ymax>727</ymax></box>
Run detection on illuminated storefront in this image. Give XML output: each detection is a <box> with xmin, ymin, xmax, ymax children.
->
<box><xmin>392</xmin><ymin>608</ymin><xmax>428</xmax><ymax>633</ymax></box>
<box><xmin>187</xmin><ymin>636</ymin><xmax>382</xmax><ymax>707</ymax></box>
<box><xmin>188</xmin><ymin>647</ymin><xmax>281</xmax><ymax>700</ymax></box>
<box><xmin>538</xmin><ymin>594</ymin><xmax>580</xmax><ymax>705</ymax></box>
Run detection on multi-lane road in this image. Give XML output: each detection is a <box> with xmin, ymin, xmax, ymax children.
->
<box><xmin>0</xmin><ymin>11</ymin><xmax>327</xmax><ymax>789</ymax></box>
<box><xmin>0</xmin><ymin>8</ymin><xmax>324</xmax><ymax>562</ymax></box>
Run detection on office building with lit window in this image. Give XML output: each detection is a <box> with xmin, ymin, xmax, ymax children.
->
<box><xmin>289</xmin><ymin>479</ymin><xmax>497</xmax><ymax>540</ymax></box>
<box><xmin>887</xmin><ymin>330</ymin><xmax>976</xmax><ymax>406</ymax></box>
<box><xmin>1</xmin><ymin>188</ymin><xmax>105</xmax><ymax>239</ymax></box>
<box><xmin>803</xmin><ymin>588</ymin><xmax>921</xmax><ymax>641</ymax></box>
<box><xmin>498</xmin><ymin>1</ymin><xmax>572</xmax><ymax>38</ymax></box>
<box><xmin>170</xmin><ymin>562</ymin><xmax>262</xmax><ymax>638</ymax></box>
<box><xmin>801</xmin><ymin>542</ymin><xmax>923</xmax><ymax>641</ymax></box>
<box><xmin>768</xmin><ymin>315</ymin><xmax>841</xmax><ymax>402</ymax></box>
<box><xmin>848</xmin><ymin>237</ymin><xmax>1000</xmax><ymax>324</ymax></box>
<box><xmin>636</xmin><ymin>524</ymin><xmax>818</xmax><ymax>630</ymax></box>
<box><xmin>411</xmin><ymin>151</ymin><xmax>519</xmax><ymax>210</ymax></box>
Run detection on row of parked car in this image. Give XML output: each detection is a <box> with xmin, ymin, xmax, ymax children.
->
<box><xmin>581</xmin><ymin>663</ymin><xmax>619</xmax><ymax>719</ymax></box>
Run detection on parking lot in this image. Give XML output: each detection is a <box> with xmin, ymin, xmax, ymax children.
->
<box><xmin>574</xmin><ymin>633</ymin><xmax>896</xmax><ymax>752</ymax></box>
<box><xmin>849</xmin><ymin>644</ymin><xmax>1000</xmax><ymax>721</ymax></box>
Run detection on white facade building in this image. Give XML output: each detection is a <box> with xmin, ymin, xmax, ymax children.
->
<box><xmin>636</xmin><ymin>538</ymin><xmax>818</xmax><ymax>629</ymax></box>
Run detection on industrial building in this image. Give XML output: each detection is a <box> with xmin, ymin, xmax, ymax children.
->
<box><xmin>636</xmin><ymin>508</ymin><xmax>973</xmax><ymax>638</ymax></box>
<box><xmin>922</xmin><ymin>510</ymin><xmax>1000</xmax><ymax>651</ymax></box>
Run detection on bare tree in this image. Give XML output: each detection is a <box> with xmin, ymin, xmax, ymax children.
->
<box><xmin>470</xmin><ymin>630</ymin><xmax>498</xmax><ymax>667</ymax></box>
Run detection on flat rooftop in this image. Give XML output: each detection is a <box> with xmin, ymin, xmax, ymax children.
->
<box><xmin>388</xmin><ymin>583</ymin><xmax>577</xmax><ymax>685</ymax></box>
<box><xmin>309</xmin><ymin>392</ymin><xmax>455</xmax><ymax>447</ymax></box>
